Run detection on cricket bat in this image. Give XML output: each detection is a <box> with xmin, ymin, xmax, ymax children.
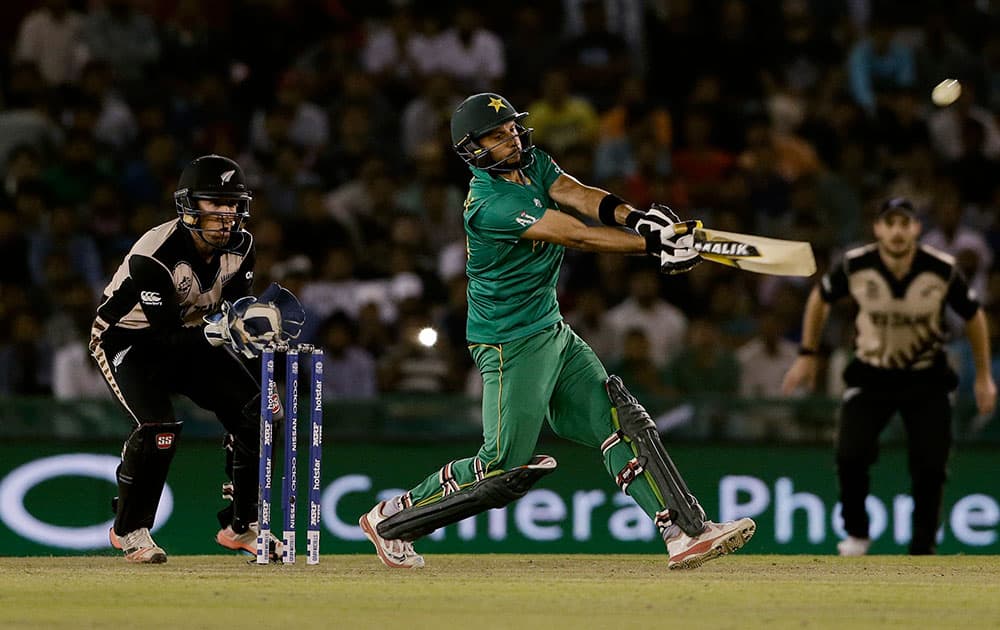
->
<box><xmin>691</xmin><ymin>225</ymin><xmax>816</xmax><ymax>277</ymax></box>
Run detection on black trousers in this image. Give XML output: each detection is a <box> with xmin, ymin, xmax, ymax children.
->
<box><xmin>94</xmin><ymin>328</ymin><xmax>260</xmax><ymax>531</ymax></box>
<box><xmin>836</xmin><ymin>385</ymin><xmax>952</xmax><ymax>554</ymax></box>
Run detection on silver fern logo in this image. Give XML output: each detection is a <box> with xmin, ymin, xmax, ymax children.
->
<box><xmin>220</xmin><ymin>169</ymin><xmax>235</xmax><ymax>184</ymax></box>
<box><xmin>112</xmin><ymin>346</ymin><xmax>132</xmax><ymax>368</ymax></box>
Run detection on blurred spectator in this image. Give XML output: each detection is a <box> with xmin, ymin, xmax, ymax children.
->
<box><xmin>301</xmin><ymin>245</ymin><xmax>363</xmax><ymax>320</ymax></box>
<box><xmin>764</xmin><ymin>0</ymin><xmax>841</xmax><ymax>95</ymax></box>
<box><xmin>250</xmin><ymin>71</ymin><xmax>329</xmax><ymax>154</ymax></box>
<box><xmin>673</xmin><ymin>108</ymin><xmax>735</xmax><ymax>207</ymax></box>
<box><xmin>704</xmin><ymin>0</ymin><xmax>766</xmax><ymax>104</ymax></box>
<box><xmin>913</xmin><ymin>11</ymin><xmax>978</xmax><ymax>99</ymax></box>
<box><xmin>846</xmin><ymin>17</ymin><xmax>916</xmax><ymax>116</ymax></box>
<box><xmin>76</xmin><ymin>60</ymin><xmax>137</xmax><ymax>150</ymax></box>
<box><xmin>258</xmin><ymin>143</ymin><xmax>322</xmax><ymax>217</ymax></box>
<box><xmin>28</xmin><ymin>204</ymin><xmax>103</xmax><ymax>295</ymax></box>
<box><xmin>563</xmin><ymin>285</ymin><xmax>615</xmax><ymax>360</ymax></box>
<box><xmin>663</xmin><ymin>318</ymin><xmax>740</xmax><ymax>436</ymax></box>
<box><xmin>320</xmin><ymin>311</ymin><xmax>377</xmax><ymax>400</ymax></box>
<box><xmin>503</xmin><ymin>6</ymin><xmax>561</xmax><ymax>105</ymax></box>
<box><xmin>50</xmin><ymin>283</ymin><xmax>106</xmax><ymax>400</ymax></box>
<box><xmin>606</xmin><ymin>328</ymin><xmax>669</xmax><ymax>403</ymax></box>
<box><xmin>595</xmin><ymin>76</ymin><xmax>672</xmax><ymax>183</ymax></box>
<box><xmin>0</xmin><ymin>310</ymin><xmax>52</xmax><ymax>395</ymax></box>
<box><xmin>526</xmin><ymin>69</ymin><xmax>599</xmax><ymax>155</ymax></box>
<box><xmin>737</xmin><ymin>311</ymin><xmax>798</xmax><ymax>398</ymax></box>
<box><xmin>401</xmin><ymin>74</ymin><xmax>461</xmax><ymax>159</ymax></box>
<box><xmin>3</xmin><ymin>145</ymin><xmax>43</xmax><ymax>199</ymax></box>
<box><xmin>361</xmin><ymin>5</ymin><xmax>433</xmax><ymax>100</ymax></box>
<box><xmin>433</xmin><ymin>7</ymin><xmax>506</xmax><ymax>91</ymax></box>
<box><xmin>14</xmin><ymin>0</ymin><xmax>84</xmax><ymax>87</ymax></box>
<box><xmin>558</xmin><ymin>0</ymin><xmax>630</xmax><ymax>109</ymax></box>
<box><xmin>0</xmin><ymin>63</ymin><xmax>63</xmax><ymax>166</ymax></box>
<box><xmin>922</xmin><ymin>185</ymin><xmax>993</xmax><ymax>302</ymax></box>
<box><xmin>644</xmin><ymin>0</ymin><xmax>701</xmax><ymax>110</ymax></box>
<box><xmin>379</xmin><ymin>307</ymin><xmax>459</xmax><ymax>393</ymax></box>
<box><xmin>562</xmin><ymin>0</ymin><xmax>645</xmax><ymax>70</ymax></box>
<box><xmin>927</xmin><ymin>83</ymin><xmax>1000</xmax><ymax>162</ymax></box>
<box><xmin>80</xmin><ymin>0</ymin><xmax>161</xmax><ymax>87</ymax></box>
<box><xmin>605</xmin><ymin>267</ymin><xmax>687</xmax><ymax>368</ymax></box>
<box><xmin>947</xmin><ymin>117</ymin><xmax>1000</xmax><ymax>205</ymax></box>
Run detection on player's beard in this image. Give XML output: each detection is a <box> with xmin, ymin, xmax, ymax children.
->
<box><xmin>880</xmin><ymin>238</ymin><xmax>915</xmax><ymax>259</ymax></box>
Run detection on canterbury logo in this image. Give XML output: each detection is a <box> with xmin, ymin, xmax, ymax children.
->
<box><xmin>112</xmin><ymin>346</ymin><xmax>132</xmax><ymax>368</ymax></box>
<box><xmin>139</xmin><ymin>291</ymin><xmax>161</xmax><ymax>305</ymax></box>
<box><xmin>220</xmin><ymin>169</ymin><xmax>236</xmax><ymax>184</ymax></box>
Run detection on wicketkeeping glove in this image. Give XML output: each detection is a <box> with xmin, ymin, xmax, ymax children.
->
<box><xmin>203</xmin><ymin>283</ymin><xmax>306</xmax><ymax>358</ymax></box>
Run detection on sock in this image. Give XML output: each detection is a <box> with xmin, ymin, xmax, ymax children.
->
<box><xmin>381</xmin><ymin>494</ymin><xmax>404</xmax><ymax>517</ymax></box>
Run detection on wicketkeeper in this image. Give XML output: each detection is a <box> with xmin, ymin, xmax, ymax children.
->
<box><xmin>91</xmin><ymin>155</ymin><xmax>305</xmax><ymax>563</ymax></box>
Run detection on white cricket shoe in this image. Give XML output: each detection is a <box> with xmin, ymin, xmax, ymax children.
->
<box><xmin>359</xmin><ymin>502</ymin><xmax>425</xmax><ymax>569</ymax></box>
<box><xmin>216</xmin><ymin>522</ymin><xmax>282</xmax><ymax>560</ymax></box>
<box><xmin>837</xmin><ymin>536</ymin><xmax>871</xmax><ymax>556</ymax></box>
<box><xmin>109</xmin><ymin>527</ymin><xmax>167</xmax><ymax>564</ymax></box>
<box><xmin>666</xmin><ymin>518</ymin><xmax>756</xmax><ymax>570</ymax></box>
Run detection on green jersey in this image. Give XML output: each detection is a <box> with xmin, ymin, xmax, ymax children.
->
<box><xmin>463</xmin><ymin>149</ymin><xmax>566</xmax><ymax>343</ymax></box>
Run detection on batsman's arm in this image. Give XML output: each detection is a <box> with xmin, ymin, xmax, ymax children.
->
<box><xmin>548</xmin><ymin>173</ymin><xmax>642</xmax><ymax>227</ymax></box>
<box><xmin>520</xmin><ymin>206</ymin><xmax>648</xmax><ymax>254</ymax></box>
<box><xmin>781</xmin><ymin>286</ymin><xmax>830</xmax><ymax>395</ymax></box>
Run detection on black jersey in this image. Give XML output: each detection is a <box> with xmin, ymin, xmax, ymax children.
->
<box><xmin>820</xmin><ymin>243</ymin><xmax>979</xmax><ymax>370</ymax></box>
<box><xmin>92</xmin><ymin>220</ymin><xmax>255</xmax><ymax>344</ymax></box>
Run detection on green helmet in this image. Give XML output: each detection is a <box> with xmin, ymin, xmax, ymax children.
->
<box><xmin>450</xmin><ymin>93</ymin><xmax>535</xmax><ymax>172</ymax></box>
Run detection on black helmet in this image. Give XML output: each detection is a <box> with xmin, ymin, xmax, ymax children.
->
<box><xmin>173</xmin><ymin>155</ymin><xmax>252</xmax><ymax>251</ymax></box>
<box><xmin>451</xmin><ymin>93</ymin><xmax>535</xmax><ymax>173</ymax></box>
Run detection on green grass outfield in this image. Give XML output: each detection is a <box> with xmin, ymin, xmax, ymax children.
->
<box><xmin>2</xmin><ymin>554</ymin><xmax>998</xmax><ymax>629</ymax></box>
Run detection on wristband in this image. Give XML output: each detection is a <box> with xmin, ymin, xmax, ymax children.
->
<box><xmin>643</xmin><ymin>231</ymin><xmax>660</xmax><ymax>256</ymax></box>
<box><xmin>598</xmin><ymin>193</ymin><xmax>627</xmax><ymax>226</ymax></box>
<box><xmin>624</xmin><ymin>210</ymin><xmax>645</xmax><ymax>231</ymax></box>
<box><xmin>798</xmin><ymin>347</ymin><xmax>818</xmax><ymax>356</ymax></box>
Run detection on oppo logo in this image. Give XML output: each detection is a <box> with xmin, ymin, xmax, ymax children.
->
<box><xmin>0</xmin><ymin>454</ymin><xmax>173</xmax><ymax>549</ymax></box>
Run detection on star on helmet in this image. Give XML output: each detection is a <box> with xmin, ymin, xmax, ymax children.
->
<box><xmin>487</xmin><ymin>97</ymin><xmax>507</xmax><ymax>113</ymax></box>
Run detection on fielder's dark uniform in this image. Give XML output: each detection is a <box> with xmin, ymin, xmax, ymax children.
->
<box><xmin>91</xmin><ymin>219</ymin><xmax>260</xmax><ymax>537</ymax></box>
<box><xmin>820</xmin><ymin>243</ymin><xmax>979</xmax><ymax>554</ymax></box>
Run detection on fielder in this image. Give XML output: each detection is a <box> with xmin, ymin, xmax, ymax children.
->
<box><xmin>91</xmin><ymin>155</ymin><xmax>304</xmax><ymax>563</ymax></box>
<box><xmin>360</xmin><ymin>93</ymin><xmax>756</xmax><ymax>569</ymax></box>
<box><xmin>782</xmin><ymin>197</ymin><xmax>996</xmax><ymax>555</ymax></box>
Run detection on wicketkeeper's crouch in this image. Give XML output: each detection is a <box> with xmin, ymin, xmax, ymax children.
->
<box><xmin>359</xmin><ymin>93</ymin><xmax>756</xmax><ymax>570</ymax></box>
<box><xmin>91</xmin><ymin>155</ymin><xmax>304</xmax><ymax>564</ymax></box>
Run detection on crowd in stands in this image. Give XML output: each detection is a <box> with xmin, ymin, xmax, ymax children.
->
<box><xmin>1</xmin><ymin>0</ymin><xmax>999</xmax><ymax>436</ymax></box>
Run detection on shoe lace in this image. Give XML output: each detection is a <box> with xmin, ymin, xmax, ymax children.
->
<box><xmin>388</xmin><ymin>538</ymin><xmax>417</xmax><ymax>558</ymax></box>
<box><xmin>123</xmin><ymin>527</ymin><xmax>155</xmax><ymax>549</ymax></box>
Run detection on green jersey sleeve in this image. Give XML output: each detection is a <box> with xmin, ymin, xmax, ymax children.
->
<box><xmin>469</xmin><ymin>189</ymin><xmax>547</xmax><ymax>239</ymax></box>
<box><xmin>532</xmin><ymin>150</ymin><xmax>564</xmax><ymax>190</ymax></box>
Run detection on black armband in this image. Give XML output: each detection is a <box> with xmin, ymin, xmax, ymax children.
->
<box><xmin>798</xmin><ymin>346</ymin><xmax>818</xmax><ymax>356</ymax></box>
<box><xmin>598</xmin><ymin>193</ymin><xmax>627</xmax><ymax>226</ymax></box>
<box><xmin>624</xmin><ymin>210</ymin><xmax>645</xmax><ymax>230</ymax></box>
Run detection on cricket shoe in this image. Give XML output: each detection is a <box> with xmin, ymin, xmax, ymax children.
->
<box><xmin>837</xmin><ymin>536</ymin><xmax>871</xmax><ymax>557</ymax></box>
<box><xmin>666</xmin><ymin>518</ymin><xmax>756</xmax><ymax>570</ymax></box>
<box><xmin>359</xmin><ymin>502</ymin><xmax>425</xmax><ymax>569</ymax></box>
<box><xmin>109</xmin><ymin>527</ymin><xmax>167</xmax><ymax>564</ymax></box>
<box><xmin>216</xmin><ymin>522</ymin><xmax>283</xmax><ymax>561</ymax></box>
